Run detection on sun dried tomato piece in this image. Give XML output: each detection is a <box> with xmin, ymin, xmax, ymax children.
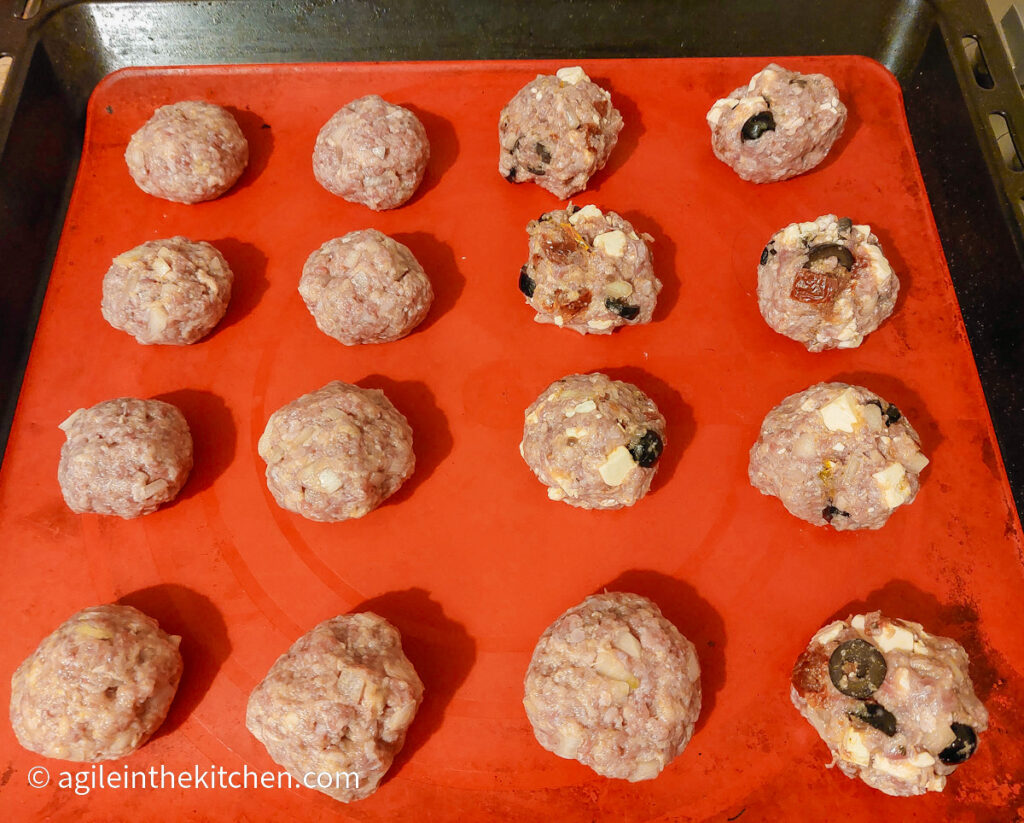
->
<box><xmin>790</xmin><ymin>268</ymin><xmax>845</xmax><ymax>304</ymax></box>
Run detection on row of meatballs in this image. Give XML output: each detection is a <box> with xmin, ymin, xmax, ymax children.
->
<box><xmin>59</xmin><ymin>376</ymin><xmax>929</xmax><ymax>530</ymax></box>
<box><xmin>127</xmin><ymin>63</ymin><xmax>848</xmax><ymax>204</ymax></box>
<box><xmin>100</xmin><ymin>204</ymin><xmax>896</xmax><ymax>355</ymax></box>
<box><xmin>9</xmin><ymin>594</ymin><xmax>987</xmax><ymax>803</ymax></box>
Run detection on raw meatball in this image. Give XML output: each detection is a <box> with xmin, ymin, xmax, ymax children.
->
<box><xmin>706</xmin><ymin>64</ymin><xmax>846</xmax><ymax>183</ymax></box>
<box><xmin>299</xmin><ymin>230</ymin><xmax>433</xmax><ymax>345</ymax></box>
<box><xmin>758</xmin><ymin>215</ymin><xmax>898</xmax><ymax>351</ymax></box>
<box><xmin>312</xmin><ymin>95</ymin><xmax>430</xmax><ymax>211</ymax></box>
<box><xmin>791</xmin><ymin>611</ymin><xmax>989</xmax><ymax>796</ymax></box>
<box><xmin>499</xmin><ymin>66</ymin><xmax>623</xmax><ymax>199</ymax></box>
<box><xmin>9</xmin><ymin>604</ymin><xmax>183</xmax><ymax>762</ymax></box>
<box><xmin>748</xmin><ymin>383</ymin><xmax>928</xmax><ymax>530</ymax></box>
<box><xmin>101</xmin><ymin>236</ymin><xmax>233</xmax><ymax>345</ymax></box>
<box><xmin>124</xmin><ymin>100</ymin><xmax>249</xmax><ymax>203</ymax></box>
<box><xmin>258</xmin><ymin>381</ymin><xmax>414</xmax><ymax>522</ymax></box>
<box><xmin>519</xmin><ymin>204</ymin><xmax>660</xmax><ymax>335</ymax></box>
<box><xmin>246</xmin><ymin>612</ymin><xmax>423</xmax><ymax>802</ymax></box>
<box><xmin>524</xmin><ymin>592</ymin><xmax>701</xmax><ymax>782</ymax></box>
<box><xmin>58</xmin><ymin>398</ymin><xmax>193</xmax><ymax>518</ymax></box>
<box><xmin>521</xmin><ymin>373</ymin><xmax>666</xmax><ymax>509</ymax></box>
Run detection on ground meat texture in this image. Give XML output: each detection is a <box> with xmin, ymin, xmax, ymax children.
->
<box><xmin>9</xmin><ymin>604</ymin><xmax>183</xmax><ymax>762</ymax></box>
<box><xmin>521</xmin><ymin>373</ymin><xmax>666</xmax><ymax>510</ymax></box>
<box><xmin>748</xmin><ymin>383</ymin><xmax>928</xmax><ymax>530</ymax></box>
<box><xmin>520</xmin><ymin>204</ymin><xmax>660</xmax><ymax>335</ymax></box>
<box><xmin>101</xmin><ymin>237</ymin><xmax>233</xmax><ymax>345</ymax></box>
<box><xmin>757</xmin><ymin>215</ymin><xmax>898</xmax><ymax>351</ymax></box>
<box><xmin>706</xmin><ymin>64</ymin><xmax>847</xmax><ymax>183</ymax></box>
<box><xmin>524</xmin><ymin>592</ymin><xmax>701</xmax><ymax>782</ymax></box>
<box><xmin>246</xmin><ymin>612</ymin><xmax>423</xmax><ymax>802</ymax></box>
<box><xmin>124</xmin><ymin>100</ymin><xmax>248</xmax><ymax>204</ymax></box>
<box><xmin>299</xmin><ymin>230</ymin><xmax>433</xmax><ymax>345</ymax></box>
<box><xmin>258</xmin><ymin>381</ymin><xmax>414</xmax><ymax>522</ymax></box>
<box><xmin>312</xmin><ymin>95</ymin><xmax>430</xmax><ymax>211</ymax></box>
<box><xmin>791</xmin><ymin>611</ymin><xmax>989</xmax><ymax>796</ymax></box>
<box><xmin>499</xmin><ymin>66</ymin><xmax>623</xmax><ymax>199</ymax></box>
<box><xmin>58</xmin><ymin>398</ymin><xmax>193</xmax><ymax>518</ymax></box>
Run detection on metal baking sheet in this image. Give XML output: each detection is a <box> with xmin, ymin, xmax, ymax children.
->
<box><xmin>0</xmin><ymin>58</ymin><xmax>1021</xmax><ymax>821</ymax></box>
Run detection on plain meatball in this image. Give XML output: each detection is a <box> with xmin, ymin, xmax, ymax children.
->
<box><xmin>521</xmin><ymin>373</ymin><xmax>666</xmax><ymax>509</ymax></box>
<box><xmin>524</xmin><ymin>592</ymin><xmax>701</xmax><ymax>782</ymax></box>
<box><xmin>299</xmin><ymin>230</ymin><xmax>433</xmax><ymax>345</ymax></box>
<box><xmin>246</xmin><ymin>612</ymin><xmax>424</xmax><ymax>802</ymax></box>
<box><xmin>791</xmin><ymin>611</ymin><xmax>989</xmax><ymax>796</ymax></box>
<box><xmin>312</xmin><ymin>95</ymin><xmax>430</xmax><ymax>211</ymax></box>
<box><xmin>10</xmin><ymin>604</ymin><xmax>183</xmax><ymax>762</ymax></box>
<box><xmin>758</xmin><ymin>215</ymin><xmax>898</xmax><ymax>351</ymax></box>
<box><xmin>58</xmin><ymin>398</ymin><xmax>193</xmax><ymax>518</ymax></box>
<box><xmin>101</xmin><ymin>236</ymin><xmax>233</xmax><ymax>345</ymax></box>
<box><xmin>499</xmin><ymin>66</ymin><xmax>623</xmax><ymax>199</ymax></box>
<box><xmin>748</xmin><ymin>383</ymin><xmax>929</xmax><ymax>530</ymax></box>
<box><xmin>125</xmin><ymin>100</ymin><xmax>249</xmax><ymax>203</ymax></box>
<box><xmin>519</xmin><ymin>204</ymin><xmax>660</xmax><ymax>335</ymax></box>
<box><xmin>258</xmin><ymin>381</ymin><xmax>414</xmax><ymax>522</ymax></box>
<box><xmin>706</xmin><ymin>64</ymin><xmax>846</xmax><ymax>183</ymax></box>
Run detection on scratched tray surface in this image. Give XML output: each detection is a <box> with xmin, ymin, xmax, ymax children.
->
<box><xmin>0</xmin><ymin>58</ymin><xmax>1022</xmax><ymax>821</ymax></box>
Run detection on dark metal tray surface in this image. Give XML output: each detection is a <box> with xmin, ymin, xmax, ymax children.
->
<box><xmin>0</xmin><ymin>0</ymin><xmax>1021</xmax><ymax>517</ymax></box>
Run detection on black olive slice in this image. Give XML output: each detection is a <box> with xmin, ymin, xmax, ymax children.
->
<box><xmin>526</xmin><ymin>165</ymin><xmax>546</xmax><ymax>176</ymax></box>
<box><xmin>938</xmin><ymin>723</ymin><xmax>978</xmax><ymax>765</ymax></box>
<box><xmin>847</xmin><ymin>701</ymin><xmax>897</xmax><ymax>736</ymax></box>
<box><xmin>627</xmin><ymin>430</ymin><xmax>663</xmax><ymax>468</ymax></box>
<box><xmin>518</xmin><ymin>265</ymin><xmax>535</xmax><ymax>298</ymax></box>
<box><xmin>741</xmin><ymin>111</ymin><xmax>775</xmax><ymax>141</ymax></box>
<box><xmin>829</xmin><ymin>638</ymin><xmax>887</xmax><ymax>698</ymax></box>
<box><xmin>837</xmin><ymin>217</ymin><xmax>853</xmax><ymax>233</ymax></box>
<box><xmin>822</xmin><ymin>504</ymin><xmax>850</xmax><ymax>523</ymax></box>
<box><xmin>504</xmin><ymin>167</ymin><xmax>518</xmax><ymax>182</ymax></box>
<box><xmin>760</xmin><ymin>246</ymin><xmax>770</xmax><ymax>266</ymax></box>
<box><xmin>806</xmin><ymin>243</ymin><xmax>855</xmax><ymax>270</ymax></box>
<box><xmin>865</xmin><ymin>400</ymin><xmax>902</xmax><ymax>426</ymax></box>
<box><xmin>604</xmin><ymin>297</ymin><xmax>640</xmax><ymax>320</ymax></box>
<box><xmin>882</xmin><ymin>403</ymin><xmax>901</xmax><ymax>425</ymax></box>
<box><xmin>535</xmin><ymin>142</ymin><xmax>552</xmax><ymax>164</ymax></box>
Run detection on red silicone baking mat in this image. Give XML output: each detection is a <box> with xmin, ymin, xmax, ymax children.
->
<box><xmin>1</xmin><ymin>57</ymin><xmax>1022</xmax><ymax>822</ymax></box>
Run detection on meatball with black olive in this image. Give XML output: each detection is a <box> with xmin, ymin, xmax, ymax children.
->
<box><xmin>706</xmin><ymin>64</ymin><xmax>846</xmax><ymax>183</ymax></box>
<box><xmin>749</xmin><ymin>382</ymin><xmax>928</xmax><ymax>530</ymax></box>
<box><xmin>521</xmin><ymin>372</ymin><xmax>666</xmax><ymax>509</ymax></box>
<box><xmin>758</xmin><ymin>215</ymin><xmax>899</xmax><ymax>351</ymax></box>
<box><xmin>792</xmin><ymin>611</ymin><xmax>989</xmax><ymax>796</ymax></box>
<box><xmin>499</xmin><ymin>66</ymin><xmax>623</xmax><ymax>199</ymax></box>
<box><xmin>519</xmin><ymin>204</ymin><xmax>660</xmax><ymax>334</ymax></box>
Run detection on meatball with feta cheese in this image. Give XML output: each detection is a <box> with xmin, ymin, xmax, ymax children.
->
<box><xmin>519</xmin><ymin>204</ymin><xmax>660</xmax><ymax>334</ymax></box>
<box><xmin>706</xmin><ymin>64</ymin><xmax>846</xmax><ymax>183</ymax></box>
<box><xmin>313</xmin><ymin>95</ymin><xmax>430</xmax><ymax>211</ymax></box>
<box><xmin>125</xmin><ymin>100</ymin><xmax>249</xmax><ymax>203</ymax></box>
<box><xmin>246</xmin><ymin>612</ymin><xmax>423</xmax><ymax>802</ymax></box>
<box><xmin>10</xmin><ymin>604</ymin><xmax>183</xmax><ymax>762</ymax></box>
<box><xmin>521</xmin><ymin>373</ymin><xmax>666</xmax><ymax>510</ymax></box>
<box><xmin>758</xmin><ymin>215</ymin><xmax>898</xmax><ymax>351</ymax></box>
<box><xmin>524</xmin><ymin>592</ymin><xmax>701</xmax><ymax>781</ymax></box>
<box><xmin>258</xmin><ymin>381</ymin><xmax>414</xmax><ymax>522</ymax></box>
<box><xmin>791</xmin><ymin>611</ymin><xmax>989</xmax><ymax>796</ymax></box>
<box><xmin>102</xmin><ymin>236</ymin><xmax>233</xmax><ymax>345</ymax></box>
<box><xmin>58</xmin><ymin>397</ymin><xmax>193</xmax><ymax>518</ymax></box>
<box><xmin>299</xmin><ymin>229</ymin><xmax>433</xmax><ymax>345</ymax></box>
<box><xmin>499</xmin><ymin>66</ymin><xmax>623</xmax><ymax>199</ymax></box>
<box><xmin>748</xmin><ymin>382</ymin><xmax>928</xmax><ymax>530</ymax></box>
